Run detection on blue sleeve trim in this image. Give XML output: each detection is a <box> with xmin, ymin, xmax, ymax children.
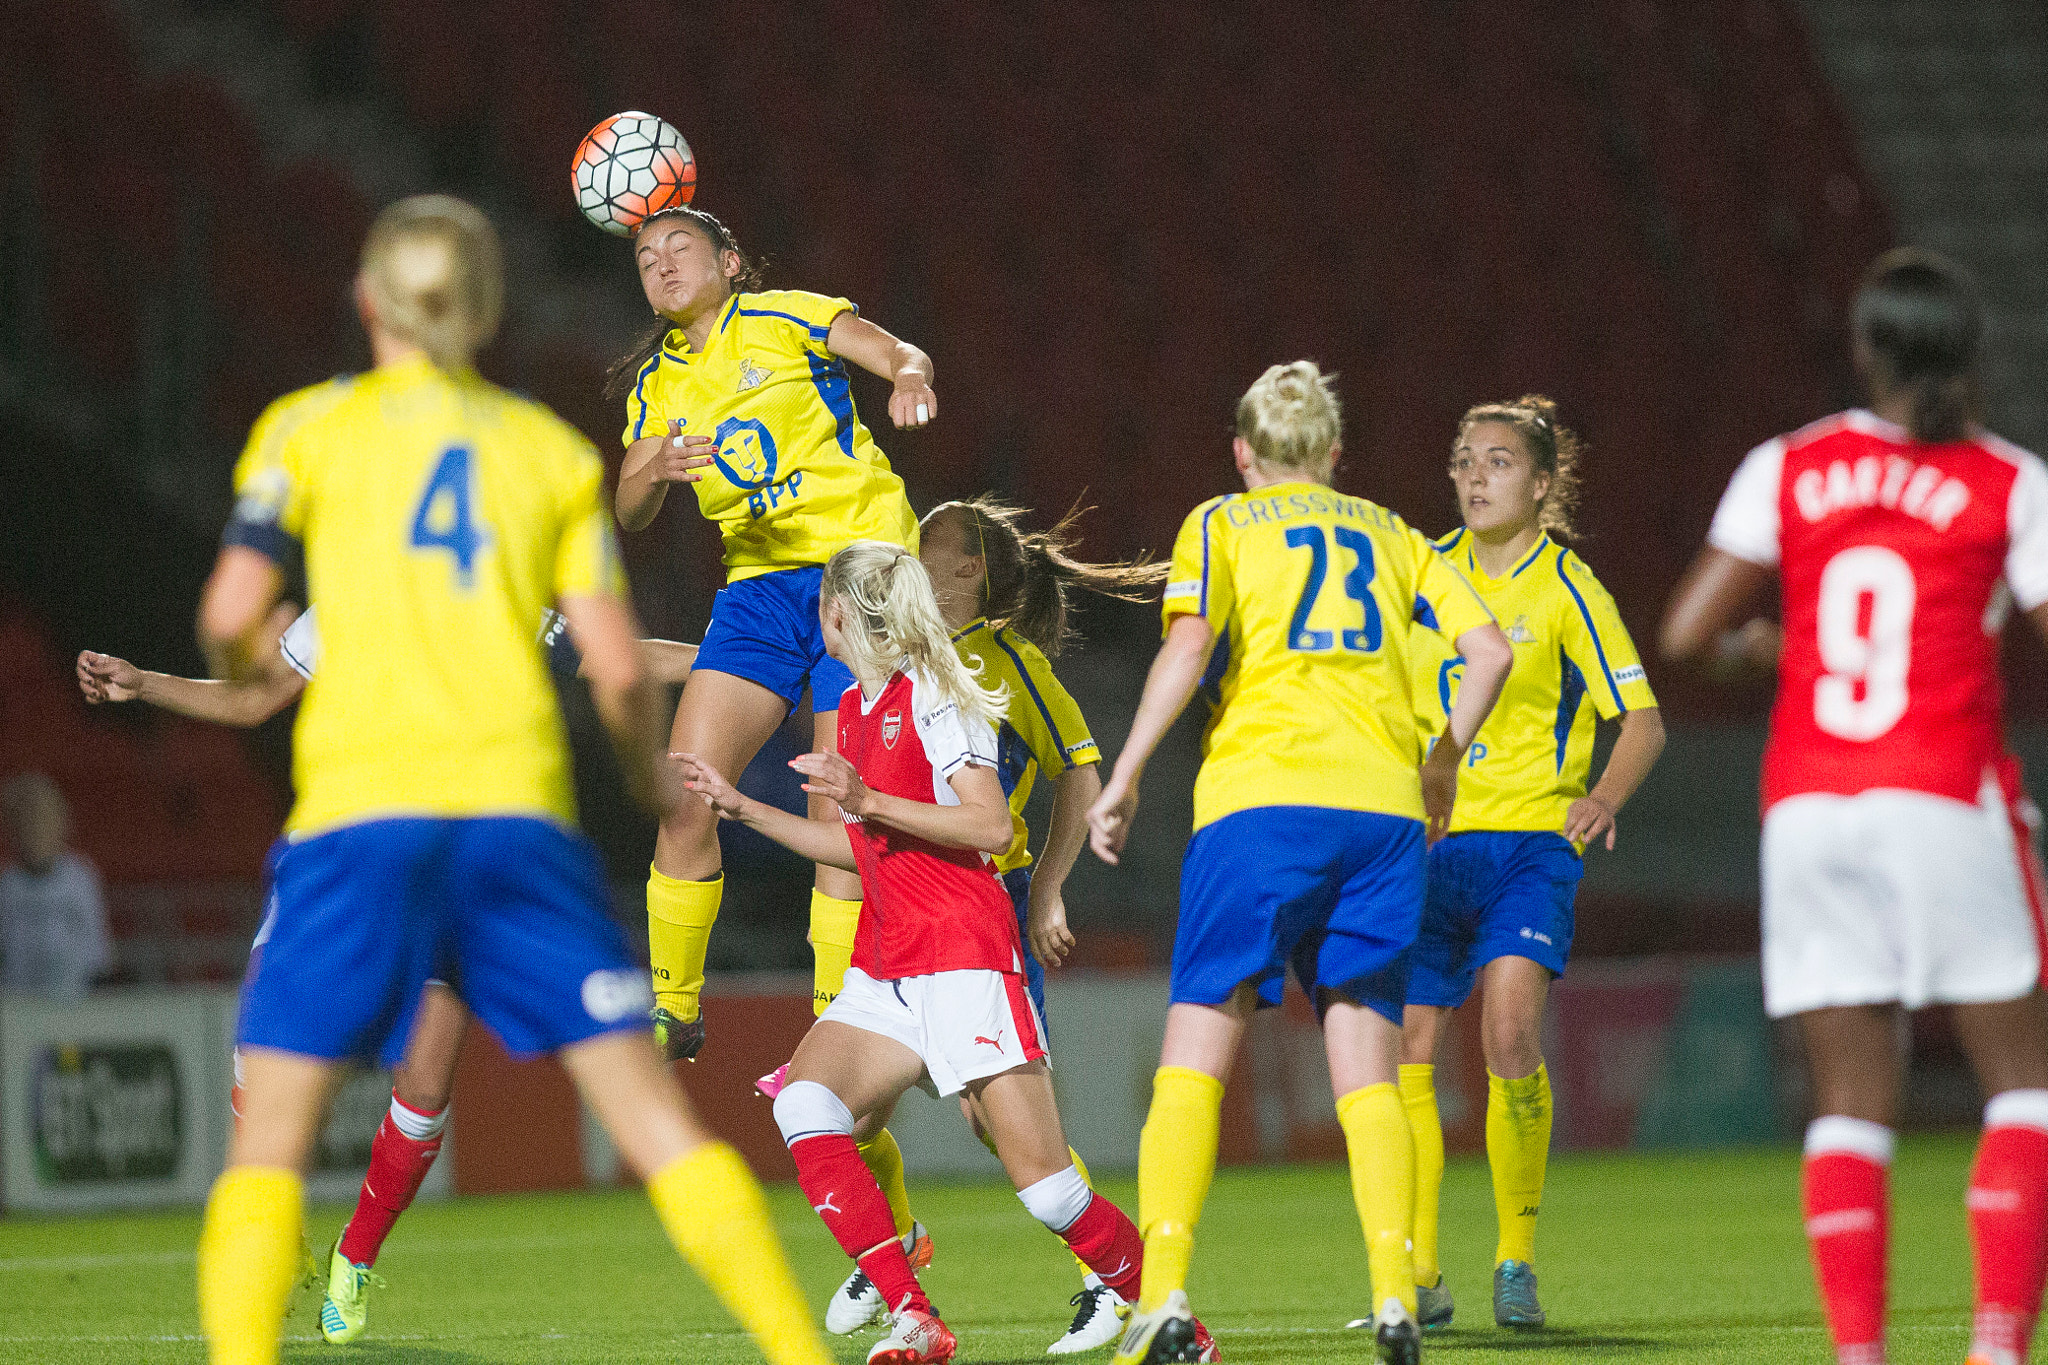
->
<box><xmin>1412</xmin><ymin>595</ymin><xmax>1440</xmax><ymax>631</ymax></box>
<box><xmin>628</xmin><ymin>352</ymin><xmax>662</xmax><ymax>441</ymax></box>
<box><xmin>221</xmin><ymin>519</ymin><xmax>302</xmax><ymax>569</ymax></box>
<box><xmin>995</xmin><ymin>721</ymin><xmax>1034</xmax><ymax>797</ymax></box>
<box><xmin>738</xmin><ymin>307</ymin><xmax>833</xmax><ymax>340</ymax></box>
<box><xmin>1199</xmin><ymin>625</ymin><xmax>1232</xmax><ymax>708</ymax></box>
<box><xmin>1198</xmin><ymin>498</ymin><xmax>1229</xmax><ymax>615</ymax></box>
<box><xmin>1554</xmin><ymin>650</ymin><xmax>1588</xmax><ymax>773</ymax></box>
<box><xmin>1556</xmin><ymin>547</ymin><xmax>1624</xmax><ymax>711</ymax></box>
<box><xmin>806</xmin><ymin>352</ymin><xmax>858</xmax><ymax>457</ymax></box>
<box><xmin>993</xmin><ymin>631</ymin><xmax>1070</xmax><ymax>760</ymax></box>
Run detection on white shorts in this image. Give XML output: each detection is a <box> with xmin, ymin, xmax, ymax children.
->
<box><xmin>1761</xmin><ymin>779</ymin><xmax>2044</xmax><ymax>1018</ymax></box>
<box><xmin>821</xmin><ymin>966</ymin><xmax>1047</xmax><ymax>1097</ymax></box>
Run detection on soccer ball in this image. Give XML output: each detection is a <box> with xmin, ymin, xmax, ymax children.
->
<box><xmin>572</xmin><ymin>112</ymin><xmax>696</xmax><ymax>236</ymax></box>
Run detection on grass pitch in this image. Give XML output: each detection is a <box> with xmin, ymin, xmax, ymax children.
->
<box><xmin>0</xmin><ymin>1135</ymin><xmax>2036</xmax><ymax>1362</ymax></box>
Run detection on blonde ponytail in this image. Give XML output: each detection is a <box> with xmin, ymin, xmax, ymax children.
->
<box><xmin>823</xmin><ymin>540</ymin><xmax>1008</xmax><ymax>731</ymax></box>
<box><xmin>360</xmin><ymin>195</ymin><xmax>504</xmax><ymax>371</ymax></box>
<box><xmin>1236</xmin><ymin>360</ymin><xmax>1342</xmax><ymax>476</ymax></box>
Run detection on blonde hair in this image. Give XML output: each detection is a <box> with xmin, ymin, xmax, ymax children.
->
<box><xmin>359</xmin><ymin>195</ymin><xmax>504</xmax><ymax>370</ymax></box>
<box><xmin>822</xmin><ymin>540</ymin><xmax>1008</xmax><ymax>732</ymax></box>
<box><xmin>1236</xmin><ymin>360</ymin><xmax>1342</xmax><ymax>475</ymax></box>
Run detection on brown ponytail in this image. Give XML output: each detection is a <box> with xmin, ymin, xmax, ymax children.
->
<box><xmin>929</xmin><ymin>496</ymin><xmax>1168</xmax><ymax>656</ymax></box>
<box><xmin>603</xmin><ymin>205</ymin><xmax>765</xmax><ymax>406</ymax></box>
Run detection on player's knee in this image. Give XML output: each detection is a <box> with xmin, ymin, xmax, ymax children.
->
<box><xmin>1482</xmin><ymin>1013</ymin><xmax>1543</xmax><ymax>1077</ymax></box>
<box><xmin>772</xmin><ymin>1079</ymin><xmax>853</xmax><ymax>1148</ymax></box>
<box><xmin>1016</xmin><ymin>1163</ymin><xmax>1091</xmax><ymax>1234</ymax></box>
<box><xmin>392</xmin><ymin>1066</ymin><xmax>453</xmax><ymax>1115</ymax></box>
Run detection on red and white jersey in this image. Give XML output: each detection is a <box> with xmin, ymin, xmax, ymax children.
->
<box><xmin>836</xmin><ymin>668</ymin><xmax>1023</xmax><ymax>980</ymax></box>
<box><xmin>1709</xmin><ymin>409</ymin><xmax>2048</xmax><ymax>809</ymax></box>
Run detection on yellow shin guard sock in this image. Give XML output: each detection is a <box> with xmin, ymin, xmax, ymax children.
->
<box><xmin>808</xmin><ymin>890</ymin><xmax>861</xmax><ymax>1017</ymax></box>
<box><xmin>649</xmin><ymin>1141</ymin><xmax>832</xmax><ymax>1365</ymax></box>
<box><xmin>1136</xmin><ymin>1065</ymin><xmax>1224</xmax><ymax>1310</ymax></box>
<box><xmin>196</xmin><ymin>1166</ymin><xmax>304</xmax><ymax>1365</ymax></box>
<box><xmin>1336</xmin><ymin>1082</ymin><xmax>1418</xmax><ymax>1319</ymax></box>
<box><xmin>857</xmin><ymin>1128</ymin><xmax>915</xmax><ymax>1239</ymax></box>
<box><xmin>1488</xmin><ymin>1064</ymin><xmax>1552</xmax><ymax>1266</ymax></box>
<box><xmin>646</xmin><ymin>869</ymin><xmax>721</xmax><ymax>1023</ymax></box>
<box><xmin>1399</xmin><ymin>1063</ymin><xmax>1444</xmax><ymax>1287</ymax></box>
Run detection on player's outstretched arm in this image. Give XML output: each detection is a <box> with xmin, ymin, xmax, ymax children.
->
<box><xmin>1025</xmin><ymin>762</ymin><xmax>1099</xmax><ymax>967</ymax></box>
<box><xmin>1563</xmin><ymin>706</ymin><xmax>1667</xmax><ymax>850</ymax></box>
<box><xmin>789</xmin><ymin>752</ymin><xmax>1012</xmax><ymax>855</ymax></box>
<box><xmin>1660</xmin><ymin>546</ymin><xmax>1776</xmax><ymax>670</ymax></box>
<box><xmin>1088</xmin><ymin>614</ymin><xmax>1214</xmax><ymax>864</ymax></box>
<box><xmin>826</xmin><ymin>312</ymin><xmax>935</xmax><ymax>430</ymax></box>
<box><xmin>78</xmin><ymin>647</ymin><xmax>304</xmax><ymax>728</ymax></box>
<box><xmin>672</xmin><ymin>752</ymin><xmax>860</xmax><ymax>870</ymax></box>
<box><xmin>559</xmin><ymin>592</ymin><xmax>685</xmax><ymax>817</ymax></box>
<box><xmin>635</xmin><ymin>638</ymin><xmax>699</xmax><ymax>686</ymax></box>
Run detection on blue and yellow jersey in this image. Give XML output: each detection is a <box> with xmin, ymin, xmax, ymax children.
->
<box><xmin>1163</xmin><ymin>482</ymin><xmax>1495</xmax><ymax>831</ymax></box>
<box><xmin>952</xmin><ymin>618</ymin><xmax>1100</xmax><ymax>874</ymax></box>
<box><xmin>226</xmin><ymin>354</ymin><xmax>626</xmax><ymax>837</ymax></box>
<box><xmin>1408</xmin><ymin>529</ymin><xmax>1657</xmax><ymax>835</ymax></box>
<box><xmin>621</xmin><ymin>289</ymin><xmax>919</xmax><ymax>580</ymax></box>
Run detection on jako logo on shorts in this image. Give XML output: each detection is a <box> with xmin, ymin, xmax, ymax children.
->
<box><xmin>582</xmin><ymin>969</ymin><xmax>654</xmax><ymax>1024</ymax></box>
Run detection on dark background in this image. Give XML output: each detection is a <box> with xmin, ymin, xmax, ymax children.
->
<box><xmin>3</xmin><ymin>0</ymin><xmax>2044</xmax><ymax>979</ymax></box>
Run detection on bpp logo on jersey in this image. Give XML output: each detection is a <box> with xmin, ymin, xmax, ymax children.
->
<box><xmin>882</xmin><ymin>710</ymin><xmax>903</xmax><ymax>749</ymax></box>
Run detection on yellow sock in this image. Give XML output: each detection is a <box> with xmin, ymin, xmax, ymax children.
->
<box><xmin>648</xmin><ymin>1141</ymin><xmax>832</xmax><ymax>1365</ymax></box>
<box><xmin>1136</xmin><ymin>1065</ymin><xmax>1224</xmax><ymax>1310</ymax></box>
<box><xmin>808</xmin><ymin>890</ymin><xmax>861</xmax><ymax>1017</ymax></box>
<box><xmin>646</xmin><ymin>869</ymin><xmax>721</xmax><ymax>1023</ymax></box>
<box><xmin>1336</xmin><ymin>1082</ymin><xmax>1418</xmax><ymax>1319</ymax></box>
<box><xmin>1488</xmin><ymin>1064</ymin><xmax>1552</xmax><ymax>1266</ymax></box>
<box><xmin>857</xmin><ymin>1128</ymin><xmax>915</xmax><ymax>1239</ymax></box>
<box><xmin>1399</xmin><ymin>1063</ymin><xmax>1444</xmax><ymax>1287</ymax></box>
<box><xmin>196</xmin><ymin>1166</ymin><xmax>303</xmax><ymax>1365</ymax></box>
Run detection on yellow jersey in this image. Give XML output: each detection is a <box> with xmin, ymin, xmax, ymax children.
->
<box><xmin>621</xmin><ymin>289</ymin><xmax>919</xmax><ymax>580</ymax></box>
<box><xmin>1163</xmin><ymin>481</ymin><xmax>1495</xmax><ymax>831</ymax></box>
<box><xmin>229</xmin><ymin>354</ymin><xmax>626</xmax><ymax>837</ymax></box>
<box><xmin>952</xmin><ymin>618</ymin><xmax>1101</xmax><ymax>874</ymax></box>
<box><xmin>1408</xmin><ymin>529</ymin><xmax>1657</xmax><ymax>835</ymax></box>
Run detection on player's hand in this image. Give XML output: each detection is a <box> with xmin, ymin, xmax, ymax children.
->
<box><xmin>889</xmin><ymin>376</ymin><xmax>936</xmax><ymax>430</ymax></box>
<box><xmin>77</xmin><ymin>651</ymin><xmax>143</xmax><ymax>703</ymax></box>
<box><xmin>791</xmin><ymin>751</ymin><xmax>871</xmax><ymax>817</ymax></box>
<box><xmin>671</xmin><ymin>752</ymin><xmax>746</xmax><ymax>819</ymax></box>
<box><xmin>1086</xmin><ymin>773</ymin><xmax>1139</xmax><ymax>865</ymax></box>
<box><xmin>1420</xmin><ymin>742</ymin><xmax>1461</xmax><ymax>846</ymax></box>
<box><xmin>1712</xmin><ymin>617</ymin><xmax>1782</xmax><ymax>680</ymax></box>
<box><xmin>1026</xmin><ymin>883</ymin><xmax>1077</xmax><ymax>969</ymax></box>
<box><xmin>1562</xmin><ymin>795</ymin><xmax>1619</xmax><ymax>850</ymax></box>
<box><xmin>651</xmin><ymin>420</ymin><xmax>717</xmax><ymax>484</ymax></box>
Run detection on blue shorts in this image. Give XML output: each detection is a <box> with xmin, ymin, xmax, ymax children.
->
<box><xmin>240</xmin><ymin>817</ymin><xmax>650</xmax><ymax>1065</ymax></box>
<box><xmin>695</xmin><ymin>565</ymin><xmax>857</xmax><ymax>710</ymax></box>
<box><xmin>1004</xmin><ymin>868</ymin><xmax>1047</xmax><ymax>1028</ymax></box>
<box><xmin>1173</xmin><ymin>806</ymin><xmax>1426</xmax><ymax>1024</ymax></box>
<box><xmin>1406</xmin><ymin>830</ymin><xmax>1582</xmax><ymax>1009</ymax></box>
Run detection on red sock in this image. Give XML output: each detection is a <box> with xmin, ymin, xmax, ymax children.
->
<box><xmin>1803</xmin><ymin>1117</ymin><xmax>1892</xmax><ymax>1365</ymax></box>
<box><xmin>789</xmin><ymin>1134</ymin><xmax>929</xmax><ymax>1314</ymax></box>
<box><xmin>1968</xmin><ymin>1091</ymin><xmax>2048</xmax><ymax>1363</ymax></box>
<box><xmin>337</xmin><ymin>1099</ymin><xmax>444</xmax><ymax>1267</ymax></box>
<box><xmin>1056</xmin><ymin>1192</ymin><xmax>1145</xmax><ymax>1300</ymax></box>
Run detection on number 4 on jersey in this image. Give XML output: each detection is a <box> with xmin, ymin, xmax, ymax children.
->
<box><xmin>410</xmin><ymin>445</ymin><xmax>490</xmax><ymax>586</ymax></box>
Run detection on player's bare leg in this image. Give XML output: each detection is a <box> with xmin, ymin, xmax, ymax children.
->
<box><xmin>648</xmin><ymin>669</ymin><xmax>789</xmax><ymax>1059</ymax></box>
<box><xmin>562</xmin><ymin>1030</ymin><xmax>831</xmax><ymax>1365</ymax></box>
<box><xmin>199</xmin><ymin>1048</ymin><xmax>342</xmax><ymax>1365</ymax></box>
<box><xmin>1950</xmin><ymin>992</ymin><xmax>2048</xmax><ymax>1365</ymax></box>
<box><xmin>1799</xmin><ymin>1004</ymin><xmax>1904</xmax><ymax>1365</ymax></box>
<box><xmin>323</xmin><ymin>983</ymin><xmax>471</xmax><ymax>1343</ymax></box>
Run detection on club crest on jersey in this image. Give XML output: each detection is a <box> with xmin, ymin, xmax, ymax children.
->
<box><xmin>1505</xmin><ymin>613</ymin><xmax>1537</xmax><ymax>644</ymax></box>
<box><xmin>737</xmin><ymin>358</ymin><xmax>771</xmax><ymax>392</ymax></box>
<box><xmin>882</xmin><ymin>710</ymin><xmax>903</xmax><ymax>749</ymax></box>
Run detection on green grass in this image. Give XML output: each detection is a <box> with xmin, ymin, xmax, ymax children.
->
<box><xmin>0</xmin><ymin>1135</ymin><xmax>2037</xmax><ymax>1362</ymax></box>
